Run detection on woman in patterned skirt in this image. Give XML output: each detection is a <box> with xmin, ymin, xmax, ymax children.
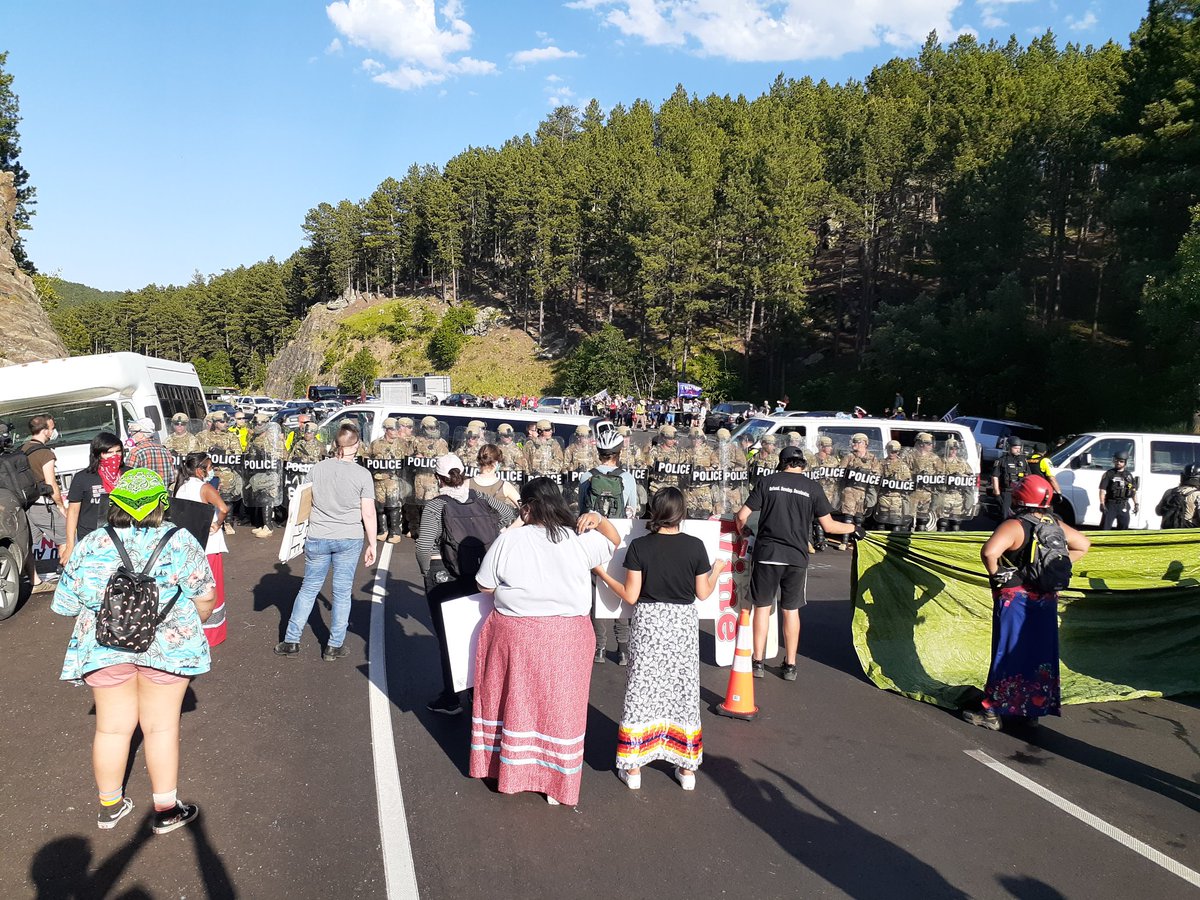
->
<box><xmin>470</xmin><ymin>478</ymin><xmax>619</xmax><ymax>806</ymax></box>
<box><xmin>594</xmin><ymin>487</ymin><xmax>725</xmax><ymax>790</ymax></box>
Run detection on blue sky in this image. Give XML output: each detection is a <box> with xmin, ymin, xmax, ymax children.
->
<box><xmin>5</xmin><ymin>0</ymin><xmax>1147</xmax><ymax>291</ymax></box>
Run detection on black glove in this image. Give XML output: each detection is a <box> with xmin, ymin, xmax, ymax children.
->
<box><xmin>989</xmin><ymin>567</ymin><xmax>1018</xmax><ymax>591</ymax></box>
<box><xmin>852</xmin><ymin>523</ymin><xmax>867</xmax><ymax>541</ymax></box>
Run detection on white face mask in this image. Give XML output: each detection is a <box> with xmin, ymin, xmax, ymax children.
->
<box><xmin>49</xmin><ymin>428</ymin><xmax>60</xmax><ymax>442</ymax></box>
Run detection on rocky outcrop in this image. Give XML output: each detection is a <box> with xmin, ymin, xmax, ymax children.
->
<box><xmin>0</xmin><ymin>172</ymin><xmax>67</xmax><ymax>365</ymax></box>
<box><xmin>263</xmin><ymin>302</ymin><xmax>341</xmax><ymax>397</ymax></box>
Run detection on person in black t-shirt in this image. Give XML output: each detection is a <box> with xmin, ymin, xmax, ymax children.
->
<box><xmin>1098</xmin><ymin>452</ymin><xmax>1138</xmax><ymax>530</ymax></box>
<box><xmin>735</xmin><ymin>447</ymin><xmax>858</xmax><ymax>682</ymax></box>
<box><xmin>63</xmin><ymin>432</ymin><xmax>128</xmax><ymax>564</ymax></box>
<box><xmin>593</xmin><ymin>487</ymin><xmax>725</xmax><ymax>791</ymax></box>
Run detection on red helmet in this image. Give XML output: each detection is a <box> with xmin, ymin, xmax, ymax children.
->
<box><xmin>1012</xmin><ymin>474</ymin><xmax>1054</xmax><ymax>508</ymax></box>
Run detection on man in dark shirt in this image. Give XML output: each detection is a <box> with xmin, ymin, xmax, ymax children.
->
<box><xmin>1098</xmin><ymin>452</ymin><xmax>1138</xmax><ymax>530</ymax></box>
<box><xmin>735</xmin><ymin>447</ymin><xmax>857</xmax><ymax>682</ymax></box>
<box><xmin>991</xmin><ymin>438</ymin><xmax>1029</xmax><ymax>520</ymax></box>
<box><xmin>22</xmin><ymin>414</ymin><xmax>67</xmax><ymax>584</ymax></box>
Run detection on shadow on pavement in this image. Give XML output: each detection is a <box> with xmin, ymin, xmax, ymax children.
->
<box><xmin>31</xmin><ymin>824</ymin><xmax>154</xmax><ymax>899</ymax></box>
<box><xmin>997</xmin><ymin>875</ymin><xmax>1068</xmax><ymax>899</ymax></box>
<box><xmin>252</xmin><ymin>562</ymin><xmax>306</xmax><ymax>642</ymax></box>
<box><xmin>703</xmin><ymin>755</ymin><xmax>970</xmax><ymax>899</ymax></box>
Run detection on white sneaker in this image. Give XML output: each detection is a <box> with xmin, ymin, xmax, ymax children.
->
<box><xmin>545</xmin><ymin>794</ymin><xmax>560</xmax><ymax>805</ymax></box>
<box><xmin>675</xmin><ymin>768</ymin><xmax>696</xmax><ymax>791</ymax></box>
<box><xmin>617</xmin><ymin>769</ymin><xmax>641</xmax><ymax>790</ymax></box>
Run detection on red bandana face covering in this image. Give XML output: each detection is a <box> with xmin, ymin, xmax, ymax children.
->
<box><xmin>98</xmin><ymin>455</ymin><xmax>123</xmax><ymax>492</ymax></box>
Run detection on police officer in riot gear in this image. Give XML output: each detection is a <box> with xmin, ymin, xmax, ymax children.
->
<box><xmin>991</xmin><ymin>437</ymin><xmax>1029</xmax><ymax>520</ymax></box>
<box><xmin>1099</xmin><ymin>451</ymin><xmax>1138</xmax><ymax>530</ymax></box>
<box><xmin>165</xmin><ymin>412</ymin><xmax>197</xmax><ymax>456</ymax></box>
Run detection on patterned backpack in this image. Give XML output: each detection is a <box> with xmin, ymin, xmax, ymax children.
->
<box><xmin>95</xmin><ymin>526</ymin><xmax>183</xmax><ymax>653</ymax></box>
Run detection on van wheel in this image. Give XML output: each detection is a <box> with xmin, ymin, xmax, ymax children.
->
<box><xmin>0</xmin><ymin>542</ymin><xmax>23</xmax><ymax>621</ymax></box>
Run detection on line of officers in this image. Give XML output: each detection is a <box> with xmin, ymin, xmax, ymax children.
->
<box><xmin>161</xmin><ymin>412</ymin><xmax>980</xmax><ymax>541</ymax></box>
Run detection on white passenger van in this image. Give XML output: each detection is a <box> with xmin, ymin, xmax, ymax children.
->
<box><xmin>318</xmin><ymin>403</ymin><xmax>603</xmax><ymax>449</ymax></box>
<box><xmin>1047</xmin><ymin>431</ymin><xmax>1200</xmax><ymax>528</ymax></box>
<box><xmin>731</xmin><ymin>414</ymin><xmax>981</xmax><ymax>468</ymax></box>
<box><xmin>0</xmin><ymin>352</ymin><xmax>207</xmax><ymax>488</ymax></box>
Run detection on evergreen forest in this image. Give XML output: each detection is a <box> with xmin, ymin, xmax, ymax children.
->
<box><xmin>7</xmin><ymin>2</ymin><xmax>1200</xmax><ymax>435</ymax></box>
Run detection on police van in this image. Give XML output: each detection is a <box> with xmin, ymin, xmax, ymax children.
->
<box><xmin>1047</xmin><ymin>431</ymin><xmax>1200</xmax><ymax>529</ymax></box>
<box><xmin>0</xmin><ymin>352</ymin><xmax>207</xmax><ymax>487</ymax></box>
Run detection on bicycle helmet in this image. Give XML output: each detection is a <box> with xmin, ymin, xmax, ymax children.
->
<box><xmin>596</xmin><ymin>424</ymin><xmax>623</xmax><ymax>452</ymax></box>
<box><xmin>1011</xmin><ymin>474</ymin><xmax>1053</xmax><ymax>509</ymax></box>
<box><xmin>109</xmin><ymin>468</ymin><xmax>170</xmax><ymax>521</ymax></box>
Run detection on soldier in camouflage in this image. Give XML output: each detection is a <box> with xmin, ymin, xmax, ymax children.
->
<box><xmin>617</xmin><ymin>425</ymin><xmax>648</xmax><ymax>516</ymax></box>
<box><xmin>288</xmin><ymin>421</ymin><xmax>326</xmax><ymax>463</ymax></box>
<box><xmin>937</xmin><ymin>438</ymin><xmax>976</xmax><ymax>530</ymax></box>
<box><xmin>751</xmin><ymin>434</ymin><xmax>781</xmax><ymax>482</ymax></box>
<box><xmin>563</xmin><ymin>424</ymin><xmax>599</xmax><ymax>473</ymax></box>
<box><xmin>647</xmin><ymin>424</ymin><xmax>690</xmax><ymax>503</ymax></box>
<box><xmin>837</xmin><ymin>432</ymin><xmax>881</xmax><ymax>547</ymax></box>
<box><xmin>682</xmin><ymin>426</ymin><xmax>717</xmax><ymax>518</ymax></box>
<box><xmin>165</xmin><ymin>412</ymin><xmax>198</xmax><ymax>458</ymax></box>
<box><xmin>201</xmin><ymin>411</ymin><xmax>243</xmax><ymax>534</ymax></box>
<box><xmin>714</xmin><ymin>427</ymin><xmax>750</xmax><ymax>517</ymax></box>
<box><xmin>370</xmin><ymin>417</ymin><xmax>407</xmax><ymax>544</ymax></box>
<box><xmin>810</xmin><ymin>436</ymin><xmax>843</xmax><ymax>550</ymax></box>
<box><xmin>785</xmin><ymin>431</ymin><xmax>816</xmax><ymax>467</ymax></box>
<box><xmin>494</xmin><ymin>424</ymin><xmax>528</xmax><ymax>473</ymax></box>
<box><xmin>524</xmin><ymin>419</ymin><xmax>565</xmax><ymax>479</ymax></box>
<box><xmin>905</xmin><ymin>432</ymin><xmax>944</xmax><ymax>531</ymax></box>
<box><xmin>457</xmin><ymin>421</ymin><xmax>487</xmax><ymax>468</ymax></box>
<box><xmin>875</xmin><ymin>440</ymin><xmax>914</xmax><ymax>530</ymax></box>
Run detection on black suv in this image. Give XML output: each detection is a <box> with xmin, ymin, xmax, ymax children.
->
<box><xmin>704</xmin><ymin>401</ymin><xmax>755</xmax><ymax>434</ymax></box>
<box><xmin>443</xmin><ymin>393</ymin><xmax>479</xmax><ymax>407</ymax></box>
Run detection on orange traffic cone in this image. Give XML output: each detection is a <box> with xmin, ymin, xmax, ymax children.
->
<box><xmin>716</xmin><ymin>608</ymin><xmax>759</xmax><ymax>721</ymax></box>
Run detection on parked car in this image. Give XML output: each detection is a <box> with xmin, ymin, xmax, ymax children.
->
<box><xmin>536</xmin><ymin>396</ymin><xmax>567</xmax><ymax>413</ymax></box>
<box><xmin>312</xmin><ymin>400</ymin><xmax>342</xmax><ymax>417</ymax></box>
<box><xmin>271</xmin><ymin>406</ymin><xmax>314</xmax><ymax>431</ymax></box>
<box><xmin>443</xmin><ymin>393</ymin><xmax>479</xmax><ymax>407</ymax></box>
<box><xmin>704</xmin><ymin>401</ymin><xmax>755</xmax><ymax>433</ymax></box>
<box><xmin>0</xmin><ymin>487</ymin><xmax>31</xmax><ymax>621</ymax></box>
<box><xmin>208</xmin><ymin>402</ymin><xmax>236</xmax><ymax>418</ymax></box>
<box><xmin>409</xmin><ymin>393</ymin><xmax>434</xmax><ymax>405</ymax></box>
<box><xmin>953</xmin><ymin>417</ymin><xmax>1047</xmax><ymax>465</ymax></box>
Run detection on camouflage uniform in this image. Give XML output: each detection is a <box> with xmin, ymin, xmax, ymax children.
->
<box><xmin>618</xmin><ymin>426</ymin><xmax>648</xmax><ymax>516</ymax></box>
<box><xmin>937</xmin><ymin>440</ymin><xmax>976</xmax><ymax>530</ymax></box>
<box><xmin>784</xmin><ymin>432</ymin><xmax>817</xmax><ymax>468</ymax></box>
<box><xmin>906</xmin><ymin>432</ymin><xmax>943</xmax><ymax>529</ymax></box>
<box><xmin>165</xmin><ymin>413</ymin><xmax>197</xmax><ymax>458</ymax></box>
<box><xmin>809</xmin><ymin>438</ymin><xmax>844</xmax><ymax>549</ymax></box>
<box><xmin>199</xmin><ymin>413</ymin><xmax>243</xmax><ymax>530</ymax></box>
<box><xmin>288</xmin><ymin>424</ymin><xmax>326</xmax><ymax>463</ymax></box>
<box><xmin>750</xmin><ymin>436</ymin><xmax>781</xmax><ymax>482</ymax></box>
<box><xmin>244</xmin><ymin>414</ymin><xmax>284</xmax><ymax>537</ymax></box>
<box><xmin>524</xmin><ymin>420</ymin><xmax>566</xmax><ymax>485</ymax></box>
<box><xmin>370</xmin><ymin>418</ymin><xmax>408</xmax><ymax>543</ymax></box>
<box><xmin>456</xmin><ymin>420</ymin><xmax>488</xmax><ymax>469</ymax></box>
<box><xmin>713</xmin><ymin>428</ymin><xmax>749</xmax><ymax>516</ymax></box>
<box><xmin>682</xmin><ymin>428</ymin><xmax>717</xmax><ymax>517</ymax></box>
<box><xmin>495</xmin><ymin>427</ymin><xmax>528</xmax><ymax>473</ymax></box>
<box><xmin>647</xmin><ymin>425</ymin><xmax>689</xmax><ymax>502</ymax></box>
<box><xmin>875</xmin><ymin>441</ymin><xmax>914</xmax><ymax>529</ymax></box>
<box><xmin>838</xmin><ymin>433</ymin><xmax>881</xmax><ymax>519</ymax></box>
<box><xmin>410</xmin><ymin>417</ymin><xmax>449</xmax><ymax>505</ymax></box>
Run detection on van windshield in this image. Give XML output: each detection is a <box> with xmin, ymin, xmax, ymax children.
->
<box><xmin>731</xmin><ymin>418</ymin><xmax>774</xmax><ymax>444</ymax></box>
<box><xmin>4</xmin><ymin>401</ymin><xmax>121</xmax><ymax>447</ymax></box>
<box><xmin>1049</xmin><ymin>435</ymin><xmax>1092</xmax><ymax>467</ymax></box>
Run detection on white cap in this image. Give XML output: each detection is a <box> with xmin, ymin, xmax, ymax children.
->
<box><xmin>129</xmin><ymin>417</ymin><xmax>156</xmax><ymax>434</ymax></box>
<box><xmin>435</xmin><ymin>453</ymin><xmax>465</xmax><ymax>477</ymax></box>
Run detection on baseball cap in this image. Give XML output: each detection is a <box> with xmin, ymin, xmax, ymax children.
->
<box><xmin>435</xmin><ymin>453</ymin><xmax>465</xmax><ymax>477</ymax></box>
<box><xmin>779</xmin><ymin>446</ymin><xmax>806</xmax><ymax>466</ymax></box>
<box><xmin>129</xmin><ymin>417</ymin><xmax>156</xmax><ymax>435</ymax></box>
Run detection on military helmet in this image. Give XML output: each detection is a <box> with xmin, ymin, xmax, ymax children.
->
<box><xmin>171</xmin><ymin>413</ymin><xmax>189</xmax><ymax>425</ymax></box>
<box><xmin>689</xmin><ymin>426</ymin><xmax>703</xmax><ymax>437</ymax></box>
<box><xmin>716</xmin><ymin>428</ymin><xmax>731</xmax><ymax>440</ymax></box>
<box><xmin>659</xmin><ymin>424</ymin><xmax>677</xmax><ymax>438</ymax></box>
<box><xmin>383</xmin><ymin>417</ymin><xmax>399</xmax><ymax>429</ymax></box>
<box><xmin>496</xmin><ymin>423</ymin><xmax>514</xmax><ymax>435</ymax></box>
<box><xmin>761</xmin><ymin>434</ymin><xmax>777</xmax><ymax>446</ymax></box>
<box><xmin>817</xmin><ymin>436</ymin><xmax>833</xmax><ymax>448</ymax></box>
<box><xmin>575</xmin><ymin>424</ymin><xmax>591</xmax><ymax>436</ymax></box>
<box><xmin>916</xmin><ymin>432</ymin><xmax>933</xmax><ymax>444</ymax></box>
<box><xmin>786</xmin><ymin>432</ymin><xmax>802</xmax><ymax>445</ymax></box>
<box><xmin>851</xmin><ymin>432</ymin><xmax>868</xmax><ymax>443</ymax></box>
<box><xmin>468</xmin><ymin>420</ymin><xmax>486</xmax><ymax>431</ymax></box>
<box><xmin>304</xmin><ymin>421</ymin><xmax>318</xmax><ymax>432</ymax></box>
<box><xmin>206</xmin><ymin>410</ymin><xmax>227</xmax><ymax>423</ymax></box>
<box><xmin>1183</xmin><ymin>463</ymin><xmax>1200</xmax><ymax>481</ymax></box>
<box><xmin>536</xmin><ymin>419</ymin><xmax>552</xmax><ymax>431</ymax></box>
<box><xmin>946</xmin><ymin>437</ymin><xmax>960</xmax><ymax>449</ymax></box>
<box><xmin>253</xmin><ymin>411</ymin><xmax>271</xmax><ymax>425</ymax></box>
<box><xmin>397</xmin><ymin>417</ymin><xmax>413</xmax><ymax>428</ymax></box>
<box><xmin>885</xmin><ymin>440</ymin><xmax>901</xmax><ymax>453</ymax></box>
<box><xmin>420</xmin><ymin>415</ymin><xmax>438</xmax><ymax>429</ymax></box>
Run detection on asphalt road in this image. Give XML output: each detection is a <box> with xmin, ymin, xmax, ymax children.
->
<box><xmin>1</xmin><ymin>529</ymin><xmax>1198</xmax><ymax>899</ymax></box>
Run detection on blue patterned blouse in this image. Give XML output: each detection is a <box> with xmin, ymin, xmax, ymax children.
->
<box><xmin>51</xmin><ymin>524</ymin><xmax>217</xmax><ymax>680</ymax></box>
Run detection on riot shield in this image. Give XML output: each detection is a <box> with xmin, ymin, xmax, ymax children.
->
<box><xmin>646</xmin><ymin>440</ymin><xmax>691</xmax><ymax>506</ymax></box>
<box><xmin>523</xmin><ymin>435</ymin><xmax>568</xmax><ymax>497</ymax></box>
<box><xmin>453</xmin><ymin>425</ymin><xmax>493</xmax><ymax>474</ymax></box>
<box><xmin>749</xmin><ymin>442</ymin><xmax>781</xmax><ymax>483</ymax></box>
<box><xmin>366</xmin><ymin>434</ymin><xmax>408</xmax><ymax>509</ymax></box>
<box><xmin>836</xmin><ymin>441</ymin><xmax>883</xmax><ymax>525</ymax></box>
<box><xmin>405</xmin><ymin>419</ymin><xmax>451</xmax><ymax>508</ymax></box>
<box><xmin>873</xmin><ymin>451</ymin><xmax>915</xmax><ymax>531</ymax></box>
<box><xmin>809</xmin><ymin>450</ymin><xmax>845</xmax><ymax>511</ymax></box>
<box><xmin>936</xmin><ymin>444</ymin><xmax>979</xmax><ymax>530</ymax></box>
<box><xmin>682</xmin><ymin>434</ymin><xmax>720</xmax><ymax>519</ymax></box>
<box><xmin>197</xmin><ymin>423</ymin><xmax>244</xmax><ymax>505</ymax></box>
<box><xmin>714</xmin><ymin>437</ymin><xmax>750</xmax><ymax>517</ymax></box>
<box><xmin>620</xmin><ymin>439</ymin><xmax>649</xmax><ymax>518</ymax></box>
<box><xmin>906</xmin><ymin>442</ymin><xmax>944</xmax><ymax>531</ymax></box>
<box><xmin>243</xmin><ymin>423</ymin><xmax>284</xmax><ymax>510</ymax></box>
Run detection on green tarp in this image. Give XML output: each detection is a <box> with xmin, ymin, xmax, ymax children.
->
<box><xmin>852</xmin><ymin>530</ymin><xmax>1200</xmax><ymax>708</ymax></box>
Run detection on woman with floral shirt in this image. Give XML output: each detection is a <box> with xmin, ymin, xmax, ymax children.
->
<box><xmin>52</xmin><ymin>468</ymin><xmax>216</xmax><ymax>835</ymax></box>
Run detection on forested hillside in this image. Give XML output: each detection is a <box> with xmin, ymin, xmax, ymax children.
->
<box><xmin>41</xmin><ymin>3</ymin><xmax>1200</xmax><ymax>434</ymax></box>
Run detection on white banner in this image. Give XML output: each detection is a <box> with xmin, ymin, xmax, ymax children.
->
<box><xmin>592</xmin><ymin>519</ymin><xmax>722</xmax><ymax>619</ymax></box>
<box><xmin>277</xmin><ymin>482</ymin><xmax>311</xmax><ymax>564</ymax></box>
<box><xmin>443</xmin><ymin>592</ymin><xmax>495</xmax><ymax>692</ymax></box>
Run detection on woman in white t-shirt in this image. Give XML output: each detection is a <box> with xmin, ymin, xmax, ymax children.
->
<box><xmin>470</xmin><ymin>478</ymin><xmax>619</xmax><ymax>807</ymax></box>
<box><xmin>174</xmin><ymin>452</ymin><xmax>229</xmax><ymax>647</ymax></box>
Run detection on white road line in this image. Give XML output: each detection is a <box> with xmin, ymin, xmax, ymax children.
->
<box><xmin>369</xmin><ymin>542</ymin><xmax>420</xmax><ymax>899</ymax></box>
<box><xmin>965</xmin><ymin>749</ymin><xmax>1200</xmax><ymax>890</ymax></box>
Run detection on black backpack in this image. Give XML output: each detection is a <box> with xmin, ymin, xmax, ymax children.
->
<box><xmin>440</xmin><ymin>492</ymin><xmax>500</xmax><ymax>581</ymax></box>
<box><xmin>584</xmin><ymin>466</ymin><xmax>625</xmax><ymax>518</ymax></box>
<box><xmin>1019</xmin><ymin>512</ymin><xmax>1073</xmax><ymax>593</ymax></box>
<box><xmin>1160</xmin><ymin>486</ymin><xmax>1200</xmax><ymax>529</ymax></box>
<box><xmin>95</xmin><ymin>526</ymin><xmax>183</xmax><ymax>653</ymax></box>
<box><xmin>0</xmin><ymin>445</ymin><xmax>48</xmax><ymax>509</ymax></box>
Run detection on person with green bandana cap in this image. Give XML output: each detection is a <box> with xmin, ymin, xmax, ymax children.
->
<box><xmin>51</xmin><ymin>468</ymin><xmax>216</xmax><ymax>836</ymax></box>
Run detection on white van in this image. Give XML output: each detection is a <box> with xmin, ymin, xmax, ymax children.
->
<box><xmin>731</xmin><ymin>414</ymin><xmax>982</xmax><ymax>471</ymax></box>
<box><xmin>0</xmin><ymin>352</ymin><xmax>207</xmax><ymax>488</ymax></box>
<box><xmin>1047</xmin><ymin>431</ymin><xmax>1200</xmax><ymax>528</ymax></box>
<box><xmin>318</xmin><ymin>403</ymin><xmax>602</xmax><ymax>449</ymax></box>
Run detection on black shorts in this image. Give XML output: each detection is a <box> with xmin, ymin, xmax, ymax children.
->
<box><xmin>750</xmin><ymin>563</ymin><xmax>809</xmax><ymax>611</ymax></box>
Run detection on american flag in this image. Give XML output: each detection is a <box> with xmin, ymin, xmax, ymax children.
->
<box><xmin>941</xmin><ymin>404</ymin><xmax>960</xmax><ymax>422</ymax></box>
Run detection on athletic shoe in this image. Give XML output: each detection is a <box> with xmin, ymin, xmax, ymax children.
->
<box><xmin>97</xmin><ymin>796</ymin><xmax>134</xmax><ymax>830</ymax></box>
<box><xmin>273</xmin><ymin>641</ymin><xmax>300</xmax><ymax>657</ymax></box>
<box><xmin>152</xmin><ymin>801</ymin><xmax>200</xmax><ymax>835</ymax></box>
<box><xmin>617</xmin><ymin>650</ymin><xmax>630</xmax><ymax>667</ymax></box>
<box><xmin>752</xmin><ymin>659</ymin><xmax>765</xmax><ymax>679</ymax></box>
<box><xmin>426</xmin><ymin>694</ymin><xmax>463</xmax><ymax>716</ymax></box>
<box><xmin>962</xmin><ymin>708</ymin><xmax>1002</xmax><ymax>731</ymax></box>
<box><xmin>386</xmin><ymin>533</ymin><xmax>403</xmax><ymax>544</ymax></box>
<box><xmin>253</xmin><ymin>528</ymin><xmax>273</xmax><ymax>539</ymax></box>
<box><xmin>545</xmin><ymin>795</ymin><xmax>560</xmax><ymax>805</ymax></box>
<box><xmin>223</xmin><ymin>522</ymin><xmax>235</xmax><ymax>535</ymax></box>
<box><xmin>594</xmin><ymin>647</ymin><xmax>606</xmax><ymax>664</ymax></box>
<box><xmin>674</xmin><ymin>768</ymin><xmax>696</xmax><ymax>791</ymax></box>
<box><xmin>780</xmin><ymin>663</ymin><xmax>798</xmax><ymax>682</ymax></box>
<box><xmin>322</xmin><ymin>644</ymin><xmax>349</xmax><ymax>661</ymax></box>
<box><xmin>617</xmin><ymin>769</ymin><xmax>641</xmax><ymax>790</ymax></box>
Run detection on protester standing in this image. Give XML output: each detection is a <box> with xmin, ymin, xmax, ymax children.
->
<box><xmin>469</xmin><ymin>444</ymin><xmax>521</xmax><ymax>508</ymax></box>
<box><xmin>63</xmin><ymin>432</ymin><xmax>126</xmax><ymax>564</ymax></box>
<box><xmin>22</xmin><ymin>414</ymin><xmax>68</xmax><ymax>584</ymax></box>
<box><xmin>735</xmin><ymin>447</ymin><xmax>857</xmax><ymax>680</ymax></box>
<box><xmin>274</xmin><ymin>423</ymin><xmax>376</xmax><ymax>661</ymax></box>
<box><xmin>127</xmin><ymin>418</ymin><xmax>176</xmax><ymax>486</ymax></box>
<box><xmin>594</xmin><ymin>488</ymin><xmax>724</xmax><ymax>791</ymax></box>
<box><xmin>965</xmin><ymin>475</ymin><xmax>1089</xmax><ymax>730</ymax></box>
<box><xmin>174</xmin><ymin>452</ymin><xmax>230</xmax><ymax>647</ymax></box>
<box><xmin>470</xmin><ymin>479</ymin><xmax>618</xmax><ymax>806</ymax></box>
<box><xmin>51</xmin><ymin>469</ymin><xmax>216</xmax><ymax>834</ymax></box>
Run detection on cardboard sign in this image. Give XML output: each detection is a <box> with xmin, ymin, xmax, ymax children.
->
<box><xmin>277</xmin><ymin>482</ymin><xmax>313</xmax><ymax>563</ymax></box>
<box><xmin>443</xmin><ymin>592</ymin><xmax>495</xmax><ymax>692</ymax></box>
<box><xmin>592</xmin><ymin>519</ymin><xmax>722</xmax><ymax>619</ymax></box>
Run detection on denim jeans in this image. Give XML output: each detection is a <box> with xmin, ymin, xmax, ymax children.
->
<box><xmin>284</xmin><ymin>537</ymin><xmax>363</xmax><ymax>648</ymax></box>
